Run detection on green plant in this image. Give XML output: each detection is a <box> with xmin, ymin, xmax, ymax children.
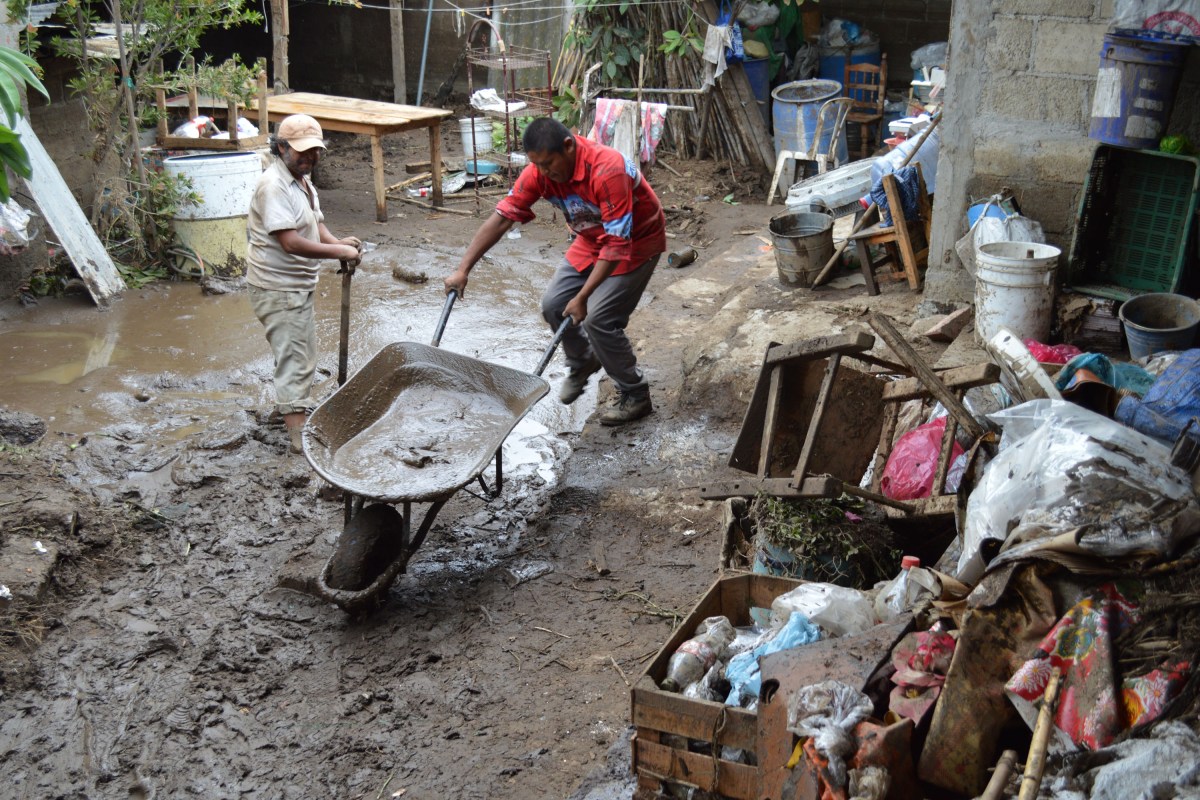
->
<box><xmin>0</xmin><ymin>45</ymin><xmax>48</xmax><ymax>201</ymax></box>
<box><xmin>552</xmin><ymin>86</ymin><xmax>582</xmax><ymax>129</ymax></box>
<box><xmin>659</xmin><ymin>27</ymin><xmax>703</xmax><ymax>57</ymax></box>
<box><xmin>562</xmin><ymin>0</ymin><xmax>649</xmax><ymax>84</ymax></box>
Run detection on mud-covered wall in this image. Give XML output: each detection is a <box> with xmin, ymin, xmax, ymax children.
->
<box><xmin>814</xmin><ymin>0</ymin><xmax>953</xmax><ymax>84</ymax></box>
<box><xmin>923</xmin><ymin>0</ymin><xmax>1200</xmax><ymax>309</ymax></box>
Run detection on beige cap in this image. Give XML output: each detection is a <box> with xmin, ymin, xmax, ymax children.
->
<box><xmin>276</xmin><ymin>114</ymin><xmax>326</xmax><ymax>152</ymax></box>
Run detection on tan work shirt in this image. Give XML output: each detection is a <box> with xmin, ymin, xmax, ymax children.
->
<box><xmin>246</xmin><ymin>157</ymin><xmax>325</xmax><ymax>292</ymax></box>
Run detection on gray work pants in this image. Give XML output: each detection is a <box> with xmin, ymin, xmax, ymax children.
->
<box><xmin>248</xmin><ymin>286</ymin><xmax>318</xmax><ymax>415</ymax></box>
<box><xmin>540</xmin><ymin>255</ymin><xmax>659</xmax><ymax>395</ymax></box>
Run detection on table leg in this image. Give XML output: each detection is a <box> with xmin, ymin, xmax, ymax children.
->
<box><xmin>429</xmin><ymin>122</ymin><xmax>443</xmax><ymax>208</ymax></box>
<box><xmin>371</xmin><ymin>134</ymin><xmax>387</xmax><ymax>222</ymax></box>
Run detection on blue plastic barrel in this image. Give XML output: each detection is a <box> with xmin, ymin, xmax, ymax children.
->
<box><xmin>817</xmin><ymin>42</ymin><xmax>881</xmax><ymax>101</ymax></box>
<box><xmin>743</xmin><ymin>57</ymin><xmax>771</xmax><ymax>126</ymax></box>
<box><xmin>771</xmin><ymin>79</ymin><xmax>849</xmax><ymax>164</ymax></box>
<box><xmin>1089</xmin><ymin>33</ymin><xmax>1188</xmax><ymax>149</ymax></box>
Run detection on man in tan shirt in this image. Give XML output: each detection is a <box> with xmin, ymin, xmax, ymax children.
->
<box><xmin>246</xmin><ymin>114</ymin><xmax>362</xmax><ymax>453</ymax></box>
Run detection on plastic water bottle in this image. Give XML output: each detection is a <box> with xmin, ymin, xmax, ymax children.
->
<box><xmin>874</xmin><ymin>556</ymin><xmax>939</xmax><ymax>622</ymax></box>
<box><xmin>659</xmin><ymin>616</ymin><xmax>735</xmax><ymax>693</ymax></box>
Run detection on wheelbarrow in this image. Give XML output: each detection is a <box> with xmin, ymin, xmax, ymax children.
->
<box><xmin>298</xmin><ymin>285</ymin><xmax>571</xmax><ymax>613</ymax></box>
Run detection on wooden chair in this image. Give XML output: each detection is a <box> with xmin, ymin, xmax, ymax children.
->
<box><xmin>844</xmin><ymin>54</ymin><xmax>887</xmax><ymax>159</ymax></box>
<box><xmin>767</xmin><ymin>97</ymin><xmax>853</xmax><ymax>205</ymax></box>
<box><xmin>847</xmin><ymin>161</ymin><xmax>931</xmax><ymax>294</ymax></box>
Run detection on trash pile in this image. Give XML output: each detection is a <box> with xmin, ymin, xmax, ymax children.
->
<box><xmin>633</xmin><ymin>315</ymin><xmax>1200</xmax><ymax>800</ymax></box>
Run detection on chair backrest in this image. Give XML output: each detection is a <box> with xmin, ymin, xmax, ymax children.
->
<box><xmin>805</xmin><ymin>97</ymin><xmax>853</xmax><ymax>160</ymax></box>
<box><xmin>844</xmin><ymin>54</ymin><xmax>888</xmax><ymax>115</ymax></box>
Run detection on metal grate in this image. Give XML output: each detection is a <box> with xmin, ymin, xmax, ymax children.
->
<box><xmin>1068</xmin><ymin>145</ymin><xmax>1199</xmax><ymax>301</ymax></box>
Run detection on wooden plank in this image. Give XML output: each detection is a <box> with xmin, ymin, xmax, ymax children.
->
<box><xmin>756</xmin><ymin>366</ymin><xmax>782</xmax><ymax>477</ymax></box>
<box><xmin>156</xmin><ymin>134</ymin><xmax>268</xmax><ymax>151</ymax></box>
<box><xmin>764</xmin><ymin>331</ymin><xmax>874</xmax><ymax>367</ymax></box>
<box><xmin>931</xmin><ymin>389</ymin><xmax>963</xmax><ymax>496</ymax></box>
<box><xmin>870</xmin><ymin>404</ymin><xmax>900</xmax><ymax>493</ymax></box>
<box><xmin>16</xmin><ymin>117</ymin><xmax>125</xmax><ymax>307</ymax></box>
<box><xmin>370</xmin><ymin>134</ymin><xmax>386</xmax><ymax>222</ymax></box>
<box><xmin>429</xmin><ymin>122</ymin><xmax>444</xmax><ymax>209</ymax></box>
<box><xmin>792</xmin><ymin>353</ymin><xmax>840</xmax><ymax>482</ymax></box>
<box><xmin>881</xmin><ymin>363</ymin><xmax>1000</xmax><ymax>402</ymax></box>
<box><xmin>869</xmin><ymin>313</ymin><xmax>987</xmax><ymax>441</ymax></box>
<box><xmin>882</xmin><ymin>172</ymin><xmax>922</xmax><ymax>290</ymax></box>
<box><xmin>389</xmin><ymin>0</ymin><xmax>406</xmax><ymax>104</ymax></box>
<box><xmin>699</xmin><ymin>475</ymin><xmax>841</xmax><ymax>501</ymax></box>
<box><xmin>635</xmin><ymin>739</ymin><xmax>759</xmax><ymax>798</ymax></box>
<box><xmin>631</xmin><ymin>693</ymin><xmax>758</xmax><ymax>750</ymax></box>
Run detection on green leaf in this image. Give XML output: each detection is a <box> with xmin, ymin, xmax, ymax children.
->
<box><xmin>0</xmin><ymin>48</ymin><xmax>48</xmax><ymax>100</ymax></box>
<box><xmin>723</xmin><ymin>193</ymin><xmax>739</xmax><ymax>205</ymax></box>
<box><xmin>614</xmin><ymin>44</ymin><xmax>630</xmax><ymax>66</ymax></box>
<box><xmin>606</xmin><ymin>60</ymin><xmax>617</xmax><ymax>79</ymax></box>
<box><xmin>0</xmin><ymin>166</ymin><xmax>10</xmax><ymax>202</ymax></box>
<box><xmin>0</xmin><ymin>77</ymin><xmax>19</xmax><ymax>126</ymax></box>
<box><xmin>619</xmin><ymin>1</ymin><xmax>630</xmax><ymax>13</ymax></box>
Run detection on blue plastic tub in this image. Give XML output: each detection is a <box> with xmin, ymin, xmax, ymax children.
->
<box><xmin>1089</xmin><ymin>33</ymin><xmax>1189</xmax><ymax>149</ymax></box>
<box><xmin>817</xmin><ymin>42</ymin><xmax>881</xmax><ymax>101</ymax></box>
<box><xmin>771</xmin><ymin>79</ymin><xmax>849</xmax><ymax>164</ymax></box>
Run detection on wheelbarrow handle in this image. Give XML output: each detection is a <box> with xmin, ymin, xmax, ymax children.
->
<box><xmin>533</xmin><ymin>316</ymin><xmax>573</xmax><ymax>378</ymax></box>
<box><xmin>431</xmin><ymin>289</ymin><xmax>457</xmax><ymax>347</ymax></box>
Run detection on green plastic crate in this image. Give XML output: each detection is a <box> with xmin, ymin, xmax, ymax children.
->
<box><xmin>1067</xmin><ymin>145</ymin><xmax>1199</xmax><ymax>301</ymax></box>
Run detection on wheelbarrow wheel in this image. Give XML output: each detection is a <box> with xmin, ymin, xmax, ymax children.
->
<box><xmin>326</xmin><ymin>503</ymin><xmax>406</xmax><ymax>591</ymax></box>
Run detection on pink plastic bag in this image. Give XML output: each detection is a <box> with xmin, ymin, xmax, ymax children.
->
<box><xmin>880</xmin><ymin>418</ymin><xmax>965</xmax><ymax>500</ymax></box>
<box><xmin>1023</xmin><ymin>339</ymin><xmax>1083</xmax><ymax>365</ymax></box>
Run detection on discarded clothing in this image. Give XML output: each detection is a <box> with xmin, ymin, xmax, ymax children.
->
<box><xmin>1115</xmin><ymin>348</ymin><xmax>1200</xmax><ymax>444</ymax></box>
<box><xmin>702</xmin><ymin>24</ymin><xmax>733</xmax><ymax>88</ymax></box>
<box><xmin>888</xmin><ymin>630</ymin><xmax>955</xmax><ymax>723</ymax></box>
<box><xmin>588</xmin><ymin>98</ymin><xmax>667</xmax><ymax>164</ymax></box>
<box><xmin>1054</xmin><ymin>352</ymin><xmax>1155</xmax><ymax>397</ymax></box>
<box><xmin>870</xmin><ymin>165</ymin><xmax>921</xmax><ymax>227</ymax></box>
<box><xmin>1007</xmin><ymin>581</ymin><xmax>1190</xmax><ymax>751</ymax></box>
<box><xmin>469</xmin><ymin>88</ymin><xmax>527</xmax><ymax>115</ymax></box>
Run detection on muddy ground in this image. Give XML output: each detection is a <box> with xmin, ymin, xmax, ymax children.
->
<box><xmin>0</xmin><ymin>124</ymin><xmax>933</xmax><ymax>798</ymax></box>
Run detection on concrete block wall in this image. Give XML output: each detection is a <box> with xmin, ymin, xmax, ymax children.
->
<box><xmin>923</xmin><ymin>0</ymin><xmax>1200</xmax><ymax>308</ymax></box>
<box><xmin>812</xmin><ymin>0</ymin><xmax>953</xmax><ymax>83</ymax></box>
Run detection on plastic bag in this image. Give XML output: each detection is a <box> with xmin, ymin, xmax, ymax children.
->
<box><xmin>787</xmin><ymin>681</ymin><xmax>874</xmax><ymax>788</ymax></box>
<box><xmin>716</xmin><ymin>1</ymin><xmax>745</xmax><ymax>63</ymax></box>
<box><xmin>737</xmin><ymin>0</ymin><xmax>779</xmax><ymax>29</ymax></box>
<box><xmin>880</xmin><ymin>418</ymin><xmax>965</xmax><ymax>500</ymax></box>
<box><xmin>1112</xmin><ymin>0</ymin><xmax>1200</xmax><ymax>44</ymax></box>
<box><xmin>955</xmin><ymin>196</ymin><xmax>1046</xmax><ymax>276</ymax></box>
<box><xmin>958</xmin><ymin>399</ymin><xmax>1200</xmax><ymax>584</ymax></box>
<box><xmin>171</xmin><ymin>115</ymin><xmax>218</xmax><ymax>138</ymax></box>
<box><xmin>725</xmin><ymin>613</ymin><xmax>822</xmax><ymax>708</ymax></box>
<box><xmin>1023</xmin><ymin>340</ymin><xmax>1082</xmax><ymax>365</ymax></box>
<box><xmin>771</xmin><ymin>583</ymin><xmax>877</xmax><ymax>637</ymax></box>
<box><xmin>0</xmin><ymin>198</ymin><xmax>36</xmax><ymax>255</ymax></box>
<box><xmin>910</xmin><ymin>42</ymin><xmax>949</xmax><ymax>72</ymax></box>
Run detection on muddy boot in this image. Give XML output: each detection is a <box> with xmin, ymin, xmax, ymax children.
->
<box><xmin>284</xmin><ymin>412</ymin><xmax>307</xmax><ymax>454</ymax></box>
<box><xmin>559</xmin><ymin>354</ymin><xmax>602</xmax><ymax>405</ymax></box>
<box><xmin>597</xmin><ymin>389</ymin><xmax>653</xmax><ymax>426</ymax></box>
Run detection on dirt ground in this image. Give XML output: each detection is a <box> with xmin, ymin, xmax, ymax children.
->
<box><xmin>0</xmin><ymin>123</ymin><xmax>932</xmax><ymax>799</ymax></box>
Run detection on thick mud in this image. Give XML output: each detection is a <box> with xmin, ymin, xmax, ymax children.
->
<box><xmin>0</xmin><ymin>129</ymin><xmax>925</xmax><ymax>799</ymax></box>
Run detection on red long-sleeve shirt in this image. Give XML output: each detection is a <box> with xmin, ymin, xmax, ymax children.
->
<box><xmin>495</xmin><ymin>136</ymin><xmax>666</xmax><ymax>275</ymax></box>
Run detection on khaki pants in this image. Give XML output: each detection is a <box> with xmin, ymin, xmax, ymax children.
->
<box><xmin>249</xmin><ymin>286</ymin><xmax>318</xmax><ymax>415</ymax></box>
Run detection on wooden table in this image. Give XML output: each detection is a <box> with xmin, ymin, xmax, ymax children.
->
<box><xmin>266</xmin><ymin>92</ymin><xmax>454</xmax><ymax>222</ymax></box>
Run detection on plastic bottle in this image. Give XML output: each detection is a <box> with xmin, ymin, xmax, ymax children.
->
<box><xmin>659</xmin><ymin>616</ymin><xmax>735</xmax><ymax>693</ymax></box>
<box><xmin>874</xmin><ymin>556</ymin><xmax>940</xmax><ymax>623</ymax></box>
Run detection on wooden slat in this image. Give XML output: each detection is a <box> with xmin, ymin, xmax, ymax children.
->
<box><xmin>632</xmin><ymin>690</ymin><xmax>758</xmax><ymax>750</ymax></box>
<box><xmin>698</xmin><ymin>475</ymin><xmax>841</xmax><ymax>501</ymax></box>
<box><xmin>870</xmin><ymin>404</ymin><xmax>900</xmax><ymax>493</ymax></box>
<box><xmin>156</xmin><ymin>134</ymin><xmax>268</xmax><ymax>151</ymax></box>
<box><xmin>792</xmin><ymin>353</ymin><xmax>840</xmax><ymax>482</ymax></box>
<box><xmin>756</xmin><ymin>366</ymin><xmax>783</xmax><ymax>477</ymax></box>
<box><xmin>16</xmin><ymin>117</ymin><xmax>125</xmax><ymax>307</ymax></box>
<box><xmin>634</xmin><ymin>738</ymin><xmax>759</xmax><ymax>798</ymax></box>
<box><xmin>763</xmin><ymin>331</ymin><xmax>874</xmax><ymax>367</ymax></box>
<box><xmin>881</xmin><ymin>363</ymin><xmax>1001</xmax><ymax>402</ymax></box>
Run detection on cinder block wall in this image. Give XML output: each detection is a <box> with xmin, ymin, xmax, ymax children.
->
<box><xmin>815</xmin><ymin>0</ymin><xmax>953</xmax><ymax>84</ymax></box>
<box><xmin>924</xmin><ymin>0</ymin><xmax>1200</xmax><ymax>309</ymax></box>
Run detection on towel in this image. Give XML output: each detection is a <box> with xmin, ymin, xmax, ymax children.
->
<box><xmin>702</xmin><ymin>24</ymin><xmax>732</xmax><ymax>88</ymax></box>
<box><xmin>588</xmin><ymin>98</ymin><xmax>669</xmax><ymax>164</ymax></box>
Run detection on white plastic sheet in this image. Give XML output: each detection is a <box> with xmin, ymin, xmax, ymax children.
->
<box><xmin>1111</xmin><ymin>0</ymin><xmax>1200</xmax><ymax>43</ymax></box>
<box><xmin>958</xmin><ymin>400</ymin><xmax>1200</xmax><ymax>584</ymax></box>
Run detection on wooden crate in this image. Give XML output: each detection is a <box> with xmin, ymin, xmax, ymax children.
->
<box><xmin>631</xmin><ymin>574</ymin><xmax>806</xmax><ymax>800</ymax></box>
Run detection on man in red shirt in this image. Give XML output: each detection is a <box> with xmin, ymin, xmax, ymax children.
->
<box><xmin>445</xmin><ymin>117</ymin><xmax>667</xmax><ymax>426</ymax></box>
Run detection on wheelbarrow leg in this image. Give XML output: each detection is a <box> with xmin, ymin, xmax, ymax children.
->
<box><xmin>476</xmin><ymin>448</ymin><xmax>505</xmax><ymax>499</ymax></box>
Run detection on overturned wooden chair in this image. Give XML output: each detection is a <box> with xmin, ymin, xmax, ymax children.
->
<box><xmin>848</xmin><ymin>162</ymin><xmax>932</xmax><ymax>293</ymax></box>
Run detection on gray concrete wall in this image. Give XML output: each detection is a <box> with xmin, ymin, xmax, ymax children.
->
<box><xmin>924</xmin><ymin>0</ymin><xmax>1200</xmax><ymax>308</ymax></box>
<box><xmin>816</xmin><ymin>0</ymin><xmax>953</xmax><ymax>84</ymax></box>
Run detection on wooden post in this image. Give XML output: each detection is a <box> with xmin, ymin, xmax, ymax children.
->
<box><xmin>390</xmin><ymin>0</ymin><xmax>406</xmax><ymax>104</ymax></box>
<box><xmin>257</xmin><ymin>70</ymin><xmax>269</xmax><ymax>136</ymax></box>
<box><xmin>271</xmin><ymin>0</ymin><xmax>290</xmax><ymax>93</ymax></box>
<box><xmin>111</xmin><ymin>0</ymin><xmax>146</xmax><ymax>188</ymax></box>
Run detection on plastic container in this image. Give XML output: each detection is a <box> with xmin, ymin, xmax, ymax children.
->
<box><xmin>743</xmin><ymin>57</ymin><xmax>771</xmax><ymax>125</ymax></box>
<box><xmin>769</xmin><ymin>210</ymin><xmax>835</xmax><ymax>288</ymax></box>
<box><xmin>1118</xmin><ymin>292</ymin><xmax>1200</xmax><ymax>359</ymax></box>
<box><xmin>162</xmin><ymin>152</ymin><xmax>262</xmax><ymax>276</ymax></box>
<box><xmin>457</xmin><ymin>117</ymin><xmax>494</xmax><ymax>159</ymax></box>
<box><xmin>1088</xmin><ymin>33</ymin><xmax>1189</xmax><ymax>149</ymax></box>
<box><xmin>659</xmin><ymin>616</ymin><xmax>736</xmax><ymax>693</ymax></box>
<box><xmin>974</xmin><ymin>241</ymin><xmax>1061</xmax><ymax>343</ymax></box>
<box><xmin>771</xmin><ymin>80</ymin><xmax>849</xmax><ymax>165</ymax></box>
<box><xmin>785</xmin><ymin>158</ymin><xmax>874</xmax><ymax>217</ymax></box>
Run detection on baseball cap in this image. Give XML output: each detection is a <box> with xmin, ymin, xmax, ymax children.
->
<box><xmin>276</xmin><ymin>114</ymin><xmax>326</xmax><ymax>152</ymax></box>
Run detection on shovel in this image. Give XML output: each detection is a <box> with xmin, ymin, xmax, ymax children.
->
<box><xmin>432</xmin><ymin>289</ymin><xmax>572</xmax><ymax>378</ymax></box>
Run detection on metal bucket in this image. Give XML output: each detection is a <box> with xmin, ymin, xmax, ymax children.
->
<box><xmin>1118</xmin><ymin>292</ymin><xmax>1200</xmax><ymax>359</ymax></box>
<box><xmin>769</xmin><ymin>211</ymin><xmax>834</xmax><ymax>288</ymax></box>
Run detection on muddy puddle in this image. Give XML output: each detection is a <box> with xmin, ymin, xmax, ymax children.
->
<box><xmin>0</xmin><ymin>244</ymin><xmax>595</xmax><ymax>487</ymax></box>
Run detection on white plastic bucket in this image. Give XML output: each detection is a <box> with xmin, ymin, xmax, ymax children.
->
<box><xmin>458</xmin><ymin>117</ymin><xmax>494</xmax><ymax>159</ymax></box>
<box><xmin>974</xmin><ymin>241</ymin><xmax>1061</xmax><ymax>343</ymax></box>
<box><xmin>162</xmin><ymin>152</ymin><xmax>261</xmax><ymax>220</ymax></box>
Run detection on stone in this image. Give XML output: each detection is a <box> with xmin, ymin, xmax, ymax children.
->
<box><xmin>925</xmin><ymin>307</ymin><xmax>975</xmax><ymax>342</ymax></box>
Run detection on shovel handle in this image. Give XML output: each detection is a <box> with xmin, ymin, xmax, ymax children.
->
<box><xmin>533</xmin><ymin>316</ymin><xmax>573</xmax><ymax>377</ymax></box>
<box><xmin>431</xmin><ymin>289</ymin><xmax>457</xmax><ymax>347</ymax></box>
<box><xmin>338</xmin><ymin>261</ymin><xmax>353</xmax><ymax>386</ymax></box>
